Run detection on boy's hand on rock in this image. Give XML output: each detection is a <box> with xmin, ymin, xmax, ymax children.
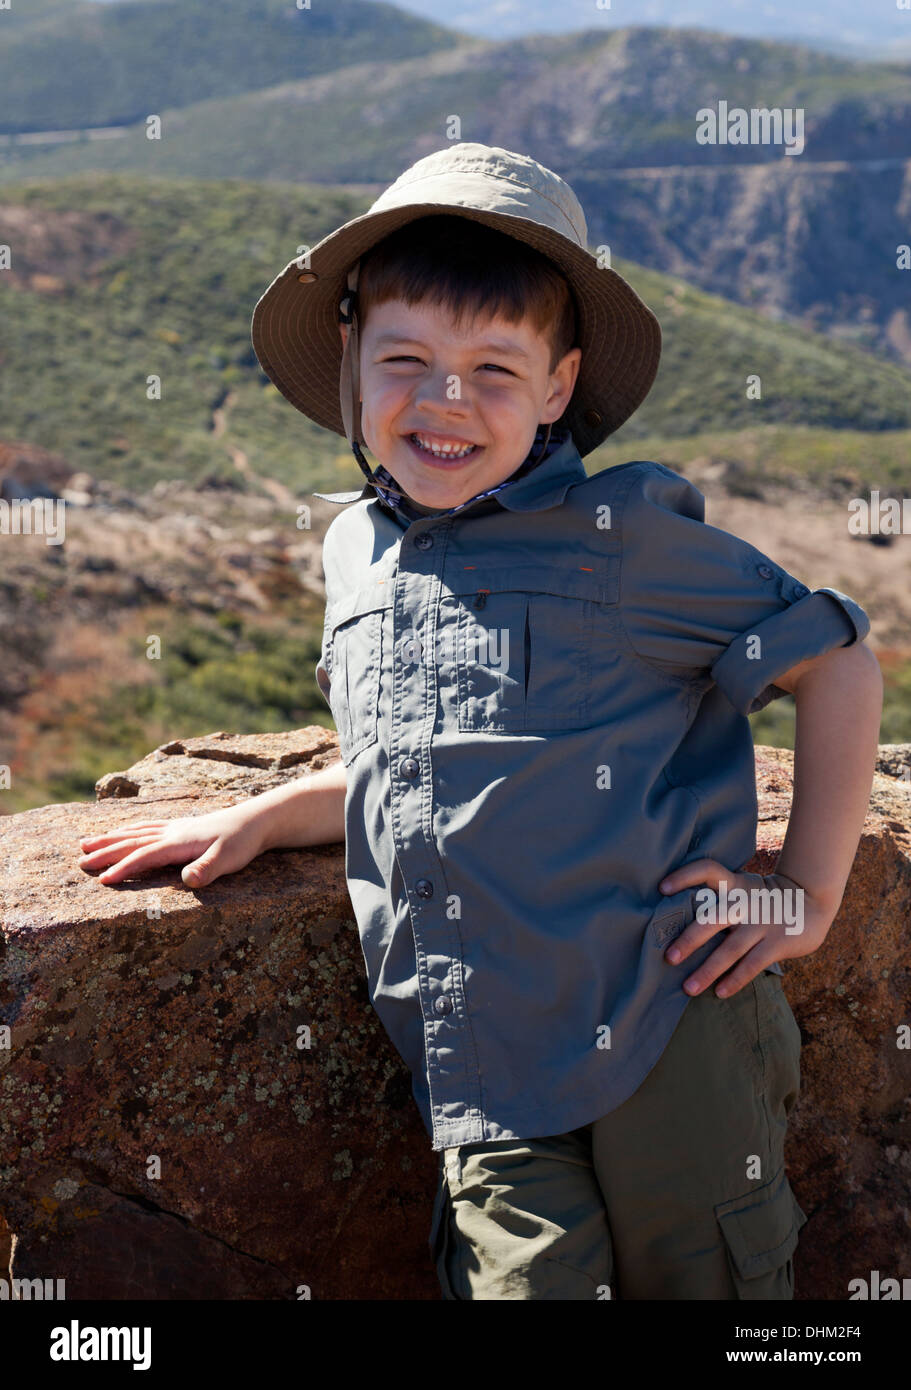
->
<box><xmin>77</xmin><ymin>806</ymin><xmax>265</xmax><ymax>888</ymax></box>
<box><xmin>656</xmin><ymin>858</ymin><xmax>836</xmax><ymax>998</ymax></box>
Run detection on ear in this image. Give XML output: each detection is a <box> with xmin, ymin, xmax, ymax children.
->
<box><xmin>541</xmin><ymin>346</ymin><xmax>582</xmax><ymax>423</ymax></box>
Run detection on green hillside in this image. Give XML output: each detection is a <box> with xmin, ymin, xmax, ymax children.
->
<box><xmin>0</xmin><ymin>0</ymin><xmax>457</xmax><ymax>135</ymax></box>
<box><xmin>1</xmin><ymin>170</ymin><xmax>908</xmax><ymax>809</ymax></box>
<box><xmin>2</xmin><ymin>173</ymin><xmax>910</xmax><ymax>499</ymax></box>
<box><xmin>1</xmin><ymin>21</ymin><xmax>908</xmax><ymax>183</ymax></box>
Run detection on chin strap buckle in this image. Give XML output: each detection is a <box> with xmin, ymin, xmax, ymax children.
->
<box><xmin>338</xmin><ymin>289</ymin><xmax>358</xmax><ymax>325</ymax></box>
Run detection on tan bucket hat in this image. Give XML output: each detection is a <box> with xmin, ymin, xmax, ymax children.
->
<box><xmin>250</xmin><ymin>142</ymin><xmax>661</xmax><ymax>460</ymax></box>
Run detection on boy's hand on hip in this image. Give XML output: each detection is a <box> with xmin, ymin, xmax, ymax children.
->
<box><xmin>657</xmin><ymin>858</ymin><xmax>835</xmax><ymax>997</ymax></box>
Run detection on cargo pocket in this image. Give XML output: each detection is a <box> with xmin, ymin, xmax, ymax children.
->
<box><xmin>715</xmin><ymin>1166</ymin><xmax>808</xmax><ymax>1299</ymax></box>
<box><xmin>442</xmin><ymin>562</ymin><xmax>619</xmax><ymax>734</ymax></box>
<box><xmin>452</xmin><ymin>584</ymin><xmax>529</xmax><ymax>732</ymax></box>
<box><xmin>325</xmin><ymin>585</ymin><xmax>390</xmax><ymax>765</ymax></box>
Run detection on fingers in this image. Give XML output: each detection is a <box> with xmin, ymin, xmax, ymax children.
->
<box><xmin>693</xmin><ymin>943</ymin><xmax>773</xmax><ymax>998</ymax></box>
<box><xmin>84</xmin><ymin>840</ymin><xmax>230</xmax><ymax>888</ymax></box>
<box><xmin>87</xmin><ymin>841</ymin><xmax>188</xmax><ymax>885</ymax></box>
<box><xmin>78</xmin><ymin>835</ymin><xmax>163</xmax><ymax>872</ymax></box>
<box><xmin>78</xmin><ymin>818</ymin><xmax>232</xmax><ymax>889</ymax></box>
<box><xmin>79</xmin><ymin>823</ymin><xmax>168</xmax><ymax>850</ymax></box>
<box><xmin>667</xmin><ymin>917</ymin><xmax>773</xmax><ymax>995</ymax></box>
<box><xmin>658</xmin><ymin>857</ymin><xmax>728</xmax><ymax>894</ymax></box>
<box><xmin>664</xmin><ymin>908</ymin><xmax>736</xmax><ymax>966</ymax></box>
<box><xmin>673</xmin><ymin>924</ymin><xmax>767</xmax><ymax>996</ymax></box>
<box><xmin>93</xmin><ymin>839</ymin><xmax>184</xmax><ymax>884</ymax></box>
<box><xmin>79</xmin><ymin>813</ymin><xmax>247</xmax><ymax>890</ymax></box>
<box><xmin>659</xmin><ymin>864</ymin><xmax>817</xmax><ymax>999</ymax></box>
<box><xmin>661</xmin><ymin>867</ymin><xmax>758</xmax><ymax>967</ymax></box>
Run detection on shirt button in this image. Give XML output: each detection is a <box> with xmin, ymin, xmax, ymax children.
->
<box><xmin>434</xmin><ymin>995</ymin><xmax>453</xmax><ymax>1015</ymax></box>
<box><xmin>757</xmin><ymin>563</ymin><xmax>775</xmax><ymax>580</ymax></box>
<box><xmin>399</xmin><ymin>757</ymin><xmax>420</xmax><ymax>779</ymax></box>
<box><xmin>415</xmin><ymin>533</ymin><xmax>434</xmax><ymax>550</ymax></box>
<box><xmin>793</xmin><ymin>582</ymin><xmax>809</xmax><ymax>597</ymax></box>
<box><xmin>415</xmin><ymin>879</ymin><xmax>434</xmax><ymax>898</ymax></box>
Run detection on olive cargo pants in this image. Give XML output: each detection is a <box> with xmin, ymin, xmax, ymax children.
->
<box><xmin>428</xmin><ymin>968</ymin><xmax>808</xmax><ymax>1299</ymax></box>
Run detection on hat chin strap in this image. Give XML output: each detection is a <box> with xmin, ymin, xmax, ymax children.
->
<box><xmin>339</xmin><ymin>262</ymin><xmax>553</xmax><ymax>505</ymax></box>
<box><xmin>338</xmin><ymin>263</ymin><xmax>361</xmax><ymax>451</ymax></box>
<box><xmin>339</xmin><ymin>263</ymin><xmax>409</xmax><ymax>502</ymax></box>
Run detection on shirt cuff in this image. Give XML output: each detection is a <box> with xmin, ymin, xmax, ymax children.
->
<box><xmin>711</xmin><ymin>588</ymin><xmax>871</xmax><ymax>715</ymax></box>
<box><xmin>315</xmin><ymin>657</ymin><xmax>331</xmax><ymax>706</ymax></box>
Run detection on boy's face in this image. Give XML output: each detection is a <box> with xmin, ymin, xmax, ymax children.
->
<box><xmin>339</xmin><ymin>296</ymin><xmax>581</xmax><ymax>511</ymax></box>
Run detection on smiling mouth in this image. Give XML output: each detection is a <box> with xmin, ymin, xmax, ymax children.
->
<box><xmin>406</xmin><ymin>432</ymin><xmax>481</xmax><ymax>462</ymax></box>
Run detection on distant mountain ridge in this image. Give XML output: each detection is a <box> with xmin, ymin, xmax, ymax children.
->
<box><xmin>3</xmin><ymin>4</ymin><xmax>909</xmax><ymax>143</ymax></box>
<box><xmin>0</xmin><ymin>0</ymin><xmax>456</xmax><ymax>134</ymax></box>
<box><xmin>2</xmin><ymin>21</ymin><xmax>907</xmax><ymax>369</ymax></box>
<box><xmin>4</xmin><ymin>24</ymin><xmax>907</xmax><ymax>184</ymax></box>
<box><xmin>362</xmin><ymin>0</ymin><xmax>911</xmax><ymax>55</ymax></box>
<box><xmin>1</xmin><ymin>172</ymin><xmax>909</xmax><ymax>496</ymax></box>
<box><xmin>69</xmin><ymin>0</ymin><xmax>911</xmax><ymax>54</ymax></box>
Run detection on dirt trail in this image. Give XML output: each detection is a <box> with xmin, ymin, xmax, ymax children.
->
<box><xmin>210</xmin><ymin>390</ymin><xmax>297</xmax><ymax>509</ymax></box>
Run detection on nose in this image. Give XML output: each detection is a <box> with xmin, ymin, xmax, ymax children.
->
<box><xmin>413</xmin><ymin>368</ymin><xmax>472</xmax><ymax>419</ymax></box>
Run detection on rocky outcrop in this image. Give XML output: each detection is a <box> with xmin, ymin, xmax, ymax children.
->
<box><xmin>752</xmin><ymin>744</ymin><xmax>911</xmax><ymax>1299</ymax></box>
<box><xmin>0</xmin><ymin>729</ymin><xmax>437</xmax><ymax>1300</ymax></box>
<box><xmin>1</xmin><ymin>731</ymin><xmax>909</xmax><ymax>1299</ymax></box>
<box><xmin>0</xmin><ymin>440</ymin><xmax>74</xmax><ymax>502</ymax></box>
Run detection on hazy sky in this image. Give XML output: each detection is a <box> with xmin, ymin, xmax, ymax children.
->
<box><xmin>374</xmin><ymin>0</ymin><xmax>911</xmax><ymax>56</ymax></box>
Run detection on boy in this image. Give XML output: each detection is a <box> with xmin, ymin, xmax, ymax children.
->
<box><xmin>80</xmin><ymin>144</ymin><xmax>882</xmax><ymax>1300</ymax></box>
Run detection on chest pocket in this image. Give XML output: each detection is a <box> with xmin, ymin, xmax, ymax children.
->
<box><xmin>442</xmin><ymin>564</ymin><xmax>619</xmax><ymax>733</ymax></box>
<box><xmin>325</xmin><ymin>584</ymin><xmax>392</xmax><ymax>765</ymax></box>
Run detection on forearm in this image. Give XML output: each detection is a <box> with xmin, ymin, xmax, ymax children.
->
<box><xmin>773</xmin><ymin>642</ymin><xmax>883</xmax><ymax>913</ymax></box>
<box><xmin>237</xmin><ymin>757</ymin><xmax>348</xmax><ymax>852</ymax></box>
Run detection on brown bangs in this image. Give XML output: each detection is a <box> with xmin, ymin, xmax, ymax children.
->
<box><xmin>356</xmin><ymin>214</ymin><xmax>578</xmax><ymax>372</ymax></box>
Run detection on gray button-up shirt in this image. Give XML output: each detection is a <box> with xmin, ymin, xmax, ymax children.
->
<box><xmin>314</xmin><ymin>430</ymin><xmax>870</xmax><ymax>1152</ymax></box>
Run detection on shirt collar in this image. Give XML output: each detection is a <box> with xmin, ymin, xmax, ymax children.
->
<box><xmin>313</xmin><ymin>425</ymin><xmax>587</xmax><ymax>521</ymax></box>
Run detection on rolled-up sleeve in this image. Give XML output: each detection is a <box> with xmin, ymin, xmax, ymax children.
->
<box><xmin>618</xmin><ymin>461</ymin><xmax>871</xmax><ymax>715</ymax></box>
<box><xmin>710</xmin><ymin>586</ymin><xmax>868</xmax><ymax>713</ymax></box>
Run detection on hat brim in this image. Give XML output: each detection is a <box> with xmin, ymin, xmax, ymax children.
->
<box><xmin>250</xmin><ymin>202</ymin><xmax>661</xmax><ymax>458</ymax></box>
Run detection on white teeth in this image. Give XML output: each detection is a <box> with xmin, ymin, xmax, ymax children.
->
<box><xmin>411</xmin><ymin>434</ymin><xmax>476</xmax><ymax>458</ymax></box>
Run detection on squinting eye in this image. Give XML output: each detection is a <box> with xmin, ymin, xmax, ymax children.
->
<box><xmin>381</xmin><ymin>357</ymin><xmax>510</xmax><ymax>372</ymax></box>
